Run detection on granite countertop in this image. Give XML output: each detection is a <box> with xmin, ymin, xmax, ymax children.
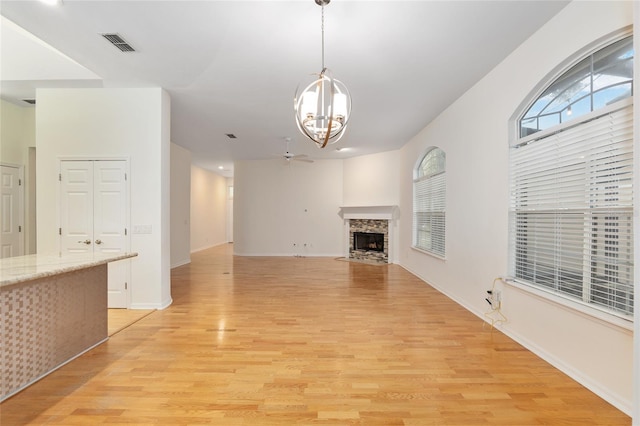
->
<box><xmin>0</xmin><ymin>252</ymin><xmax>138</xmax><ymax>287</ymax></box>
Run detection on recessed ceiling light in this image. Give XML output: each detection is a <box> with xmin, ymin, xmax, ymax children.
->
<box><xmin>39</xmin><ymin>0</ymin><xmax>61</xmax><ymax>5</ymax></box>
<box><xmin>218</xmin><ymin>166</ymin><xmax>224</xmax><ymax>170</ymax></box>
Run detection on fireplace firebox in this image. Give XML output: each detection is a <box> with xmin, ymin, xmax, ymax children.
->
<box><xmin>353</xmin><ymin>232</ymin><xmax>384</xmax><ymax>252</ymax></box>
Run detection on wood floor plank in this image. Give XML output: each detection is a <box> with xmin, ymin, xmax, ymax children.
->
<box><xmin>0</xmin><ymin>244</ymin><xmax>630</xmax><ymax>425</ymax></box>
<box><xmin>108</xmin><ymin>309</ymin><xmax>156</xmax><ymax>336</ymax></box>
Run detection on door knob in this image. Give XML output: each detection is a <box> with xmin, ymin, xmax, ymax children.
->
<box><xmin>95</xmin><ymin>239</ymin><xmax>103</xmax><ymax>245</ymax></box>
<box><xmin>77</xmin><ymin>240</ymin><xmax>91</xmax><ymax>245</ymax></box>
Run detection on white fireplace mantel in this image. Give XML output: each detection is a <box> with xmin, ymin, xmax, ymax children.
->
<box><xmin>338</xmin><ymin>205</ymin><xmax>399</xmax><ymax>220</ymax></box>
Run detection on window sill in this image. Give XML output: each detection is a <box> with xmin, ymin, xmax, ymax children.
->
<box><xmin>502</xmin><ymin>277</ymin><xmax>633</xmax><ymax>332</ymax></box>
<box><xmin>411</xmin><ymin>246</ymin><xmax>446</xmax><ymax>261</ymax></box>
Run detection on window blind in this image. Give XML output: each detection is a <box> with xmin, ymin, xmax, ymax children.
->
<box><xmin>509</xmin><ymin>103</ymin><xmax>634</xmax><ymax>317</ymax></box>
<box><xmin>414</xmin><ymin>171</ymin><xmax>446</xmax><ymax>257</ymax></box>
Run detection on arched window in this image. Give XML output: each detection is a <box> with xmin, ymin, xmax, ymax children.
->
<box><xmin>509</xmin><ymin>35</ymin><xmax>634</xmax><ymax>318</ymax></box>
<box><xmin>520</xmin><ymin>36</ymin><xmax>633</xmax><ymax>137</ymax></box>
<box><xmin>413</xmin><ymin>147</ymin><xmax>446</xmax><ymax>257</ymax></box>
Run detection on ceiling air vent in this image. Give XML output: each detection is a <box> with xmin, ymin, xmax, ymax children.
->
<box><xmin>23</xmin><ymin>99</ymin><xmax>36</xmax><ymax>105</ymax></box>
<box><xmin>101</xmin><ymin>33</ymin><xmax>135</xmax><ymax>52</ymax></box>
<box><xmin>225</xmin><ymin>133</ymin><xmax>237</xmax><ymax>139</ymax></box>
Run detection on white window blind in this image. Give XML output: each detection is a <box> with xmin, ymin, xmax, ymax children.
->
<box><xmin>414</xmin><ymin>148</ymin><xmax>446</xmax><ymax>257</ymax></box>
<box><xmin>509</xmin><ymin>103</ymin><xmax>634</xmax><ymax>317</ymax></box>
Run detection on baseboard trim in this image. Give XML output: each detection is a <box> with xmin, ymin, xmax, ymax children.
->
<box><xmin>130</xmin><ymin>297</ymin><xmax>172</xmax><ymax>311</ymax></box>
<box><xmin>498</xmin><ymin>323</ymin><xmax>632</xmax><ymax>415</ymax></box>
<box><xmin>398</xmin><ymin>263</ymin><xmax>632</xmax><ymax>416</ymax></box>
<box><xmin>171</xmin><ymin>258</ymin><xmax>191</xmax><ymax>269</ymax></box>
<box><xmin>232</xmin><ymin>252</ymin><xmax>344</xmax><ymax>257</ymax></box>
<box><xmin>190</xmin><ymin>242</ymin><xmax>228</xmax><ymax>254</ymax></box>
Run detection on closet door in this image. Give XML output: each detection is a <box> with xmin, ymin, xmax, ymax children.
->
<box><xmin>60</xmin><ymin>161</ymin><xmax>94</xmax><ymax>254</ymax></box>
<box><xmin>94</xmin><ymin>161</ymin><xmax>127</xmax><ymax>255</ymax></box>
<box><xmin>60</xmin><ymin>160</ymin><xmax>130</xmax><ymax>308</ymax></box>
<box><xmin>94</xmin><ymin>161</ymin><xmax>130</xmax><ymax>308</ymax></box>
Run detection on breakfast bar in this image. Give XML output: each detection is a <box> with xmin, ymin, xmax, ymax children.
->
<box><xmin>0</xmin><ymin>252</ymin><xmax>137</xmax><ymax>401</ymax></box>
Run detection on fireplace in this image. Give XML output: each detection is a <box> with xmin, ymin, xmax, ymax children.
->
<box><xmin>348</xmin><ymin>219</ymin><xmax>388</xmax><ymax>263</ymax></box>
<box><xmin>339</xmin><ymin>205</ymin><xmax>398</xmax><ymax>264</ymax></box>
<box><xmin>353</xmin><ymin>232</ymin><xmax>384</xmax><ymax>252</ymax></box>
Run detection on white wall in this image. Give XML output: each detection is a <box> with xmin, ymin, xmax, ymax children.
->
<box><xmin>343</xmin><ymin>150</ymin><xmax>400</xmax><ymax>207</ymax></box>
<box><xmin>190</xmin><ymin>164</ymin><xmax>228</xmax><ymax>252</ymax></box>
<box><xmin>36</xmin><ymin>87</ymin><xmax>172</xmax><ymax>310</ymax></box>
<box><xmin>0</xmin><ymin>100</ymin><xmax>34</xmax><ymax>165</ymax></box>
<box><xmin>170</xmin><ymin>142</ymin><xmax>191</xmax><ymax>268</ymax></box>
<box><xmin>398</xmin><ymin>1</ymin><xmax>633</xmax><ymax>414</ymax></box>
<box><xmin>1</xmin><ymin>99</ymin><xmax>36</xmax><ymax>254</ymax></box>
<box><xmin>159</xmin><ymin>89</ymin><xmax>171</xmax><ymax>307</ymax></box>
<box><xmin>226</xmin><ymin>177</ymin><xmax>234</xmax><ymax>243</ymax></box>
<box><xmin>234</xmin><ymin>159</ymin><xmax>343</xmax><ymax>256</ymax></box>
<box><xmin>342</xmin><ymin>150</ymin><xmax>401</xmax><ymax>262</ymax></box>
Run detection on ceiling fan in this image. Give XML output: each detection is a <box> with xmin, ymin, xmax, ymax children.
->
<box><xmin>282</xmin><ymin>151</ymin><xmax>313</xmax><ymax>163</ymax></box>
<box><xmin>278</xmin><ymin>138</ymin><xmax>314</xmax><ymax>163</ymax></box>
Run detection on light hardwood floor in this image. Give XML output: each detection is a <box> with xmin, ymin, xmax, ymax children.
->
<box><xmin>0</xmin><ymin>244</ymin><xmax>630</xmax><ymax>425</ymax></box>
<box><xmin>108</xmin><ymin>309</ymin><xmax>155</xmax><ymax>337</ymax></box>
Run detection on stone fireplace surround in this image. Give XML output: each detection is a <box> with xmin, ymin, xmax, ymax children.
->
<box><xmin>350</xmin><ymin>219</ymin><xmax>388</xmax><ymax>262</ymax></box>
<box><xmin>338</xmin><ymin>206</ymin><xmax>399</xmax><ymax>264</ymax></box>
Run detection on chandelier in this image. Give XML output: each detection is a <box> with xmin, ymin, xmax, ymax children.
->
<box><xmin>294</xmin><ymin>0</ymin><xmax>352</xmax><ymax>148</ymax></box>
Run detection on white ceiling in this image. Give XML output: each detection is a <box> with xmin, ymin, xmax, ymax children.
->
<box><xmin>0</xmin><ymin>0</ymin><xmax>569</xmax><ymax>177</ymax></box>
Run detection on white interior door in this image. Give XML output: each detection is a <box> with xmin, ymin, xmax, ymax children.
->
<box><xmin>94</xmin><ymin>162</ymin><xmax>127</xmax><ymax>252</ymax></box>
<box><xmin>0</xmin><ymin>165</ymin><xmax>23</xmax><ymax>258</ymax></box>
<box><xmin>60</xmin><ymin>161</ymin><xmax>94</xmax><ymax>253</ymax></box>
<box><xmin>94</xmin><ymin>161</ymin><xmax>129</xmax><ymax>308</ymax></box>
<box><xmin>60</xmin><ymin>160</ymin><xmax>130</xmax><ymax>308</ymax></box>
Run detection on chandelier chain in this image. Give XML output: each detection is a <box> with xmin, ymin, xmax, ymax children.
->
<box><xmin>321</xmin><ymin>4</ymin><xmax>325</xmax><ymax>70</ymax></box>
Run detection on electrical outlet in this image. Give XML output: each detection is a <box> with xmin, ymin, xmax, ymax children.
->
<box><xmin>495</xmin><ymin>290</ymin><xmax>502</xmax><ymax>303</ymax></box>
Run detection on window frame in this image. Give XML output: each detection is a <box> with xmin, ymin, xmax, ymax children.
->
<box><xmin>508</xmin><ymin>34</ymin><xmax>634</xmax><ymax>322</ymax></box>
<box><xmin>413</xmin><ymin>147</ymin><xmax>446</xmax><ymax>259</ymax></box>
<box><xmin>518</xmin><ymin>35</ymin><xmax>633</xmax><ymax>138</ymax></box>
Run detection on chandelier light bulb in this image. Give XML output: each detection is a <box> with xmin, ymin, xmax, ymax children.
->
<box><xmin>301</xmin><ymin>89</ymin><xmax>318</xmax><ymax>118</ymax></box>
<box><xmin>333</xmin><ymin>93</ymin><xmax>347</xmax><ymax>118</ymax></box>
